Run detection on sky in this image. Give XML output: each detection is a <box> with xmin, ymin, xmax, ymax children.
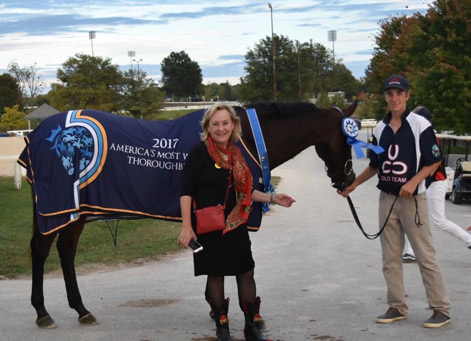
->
<box><xmin>0</xmin><ymin>0</ymin><xmax>433</xmax><ymax>93</ymax></box>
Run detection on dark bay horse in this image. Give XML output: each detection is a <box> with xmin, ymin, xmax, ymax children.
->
<box><xmin>20</xmin><ymin>101</ymin><xmax>357</xmax><ymax>328</ymax></box>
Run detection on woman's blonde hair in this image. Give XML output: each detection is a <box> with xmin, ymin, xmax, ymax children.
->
<box><xmin>200</xmin><ymin>103</ymin><xmax>241</xmax><ymax>143</ymax></box>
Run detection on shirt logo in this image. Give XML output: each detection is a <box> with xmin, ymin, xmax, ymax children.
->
<box><xmin>382</xmin><ymin>144</ymin><xmax>407</xmax><ymax>175</ymax></box>
<box><xmin>432</xmin><ymin>144</ymin><xmax>441</xmax><ymax>158</ymax></box>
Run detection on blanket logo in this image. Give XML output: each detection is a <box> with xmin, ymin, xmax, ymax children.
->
<box><xmin>46</xmin><ymin>125</ymin><xmax>94</xmax><ymax>176</ymax></box>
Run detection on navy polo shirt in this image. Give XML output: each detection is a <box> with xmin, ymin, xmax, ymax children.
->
<box><xmin>369</xmin><ymin>108</ymin><xmax>442</xmax><ymax>195</ymax></box>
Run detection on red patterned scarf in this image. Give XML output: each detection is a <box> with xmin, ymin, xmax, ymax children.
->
<box><xmin>205</xmin><ymin>136</ymin><xmax>253</xmax><ymax>234</ymax></box>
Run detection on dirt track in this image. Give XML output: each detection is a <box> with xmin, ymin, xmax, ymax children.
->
<box><xmin>1</xmin><ymin>135</ymin><xmax>470</xmax><ymax>340</ymax></box>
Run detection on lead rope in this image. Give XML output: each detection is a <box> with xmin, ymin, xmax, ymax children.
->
<box><xmin>347</xmin><ymin>195</ymin><xmax>423</xmax><ymax>240</ymax></box>
<box><xmin>346</xmin><ymin>195</ymin><xmax>398</xmax><ymax>240</ymax></box>
<box><xmin>414</xmin><ymin>197</ymin><xmax>423</xmax><ymax>227</ymax></box>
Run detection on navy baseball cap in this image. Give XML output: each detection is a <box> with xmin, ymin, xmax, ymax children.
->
<box><xmin>413</xmin><ymin>106</ymin><xmax>434</xmax><ymax>121</ymax></box>
<box><xmin>384</xmin><ymin>74</ymin><xmax>409</xmax><ymax>92</ymax></box>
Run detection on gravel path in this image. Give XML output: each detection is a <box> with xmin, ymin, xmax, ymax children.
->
<box><xmin>1</xmin><ymin>139</ymin><xmax>470</xmax><ymax>340</ymax></box>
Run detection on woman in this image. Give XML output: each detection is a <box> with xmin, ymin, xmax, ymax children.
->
<box><xmin>178</xmin><ymin>103</ymin><xmax>295</xmax><ymax>341</ymax></box>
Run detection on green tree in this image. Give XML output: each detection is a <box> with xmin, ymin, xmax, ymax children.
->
<box><xmin>240</xmin><ymin>35</ymin><xmax>359</xmax><ymax>103</ymax></box>
<box><xmin>203</xmin><ymin>82</ymin><xmax>222</xmax><ymax>102</ymax></box>
<box><xmin>203</xmin><ymin>81</ymin><xmax>235</xmax><ymax>101</ymax></box>
<box><xmin>240</xmin><ymin>35</ymin><xmax>301</xmax><ymax>102</ymax></box>
<box><xmin>0</xmin><ymin>105</ymin><xmax>27</xmax><ymax>131</ymax></box>
<box><xmin>411</xmin><ymin>0</ymin><xmax>471</xmax><ymax>134</ymax></box>
<box><xmin>0</xmin><ymin>74</ymin><xmax>23</xmax><ymax>117</ymax></box>
<box><xmin>160</xmin><ymin>51</ymin><xmax>203</xmax><ymax>100</ymax></box>
<box><xmin>326</xmin><ymin>63</ymin><xmax>361</xmax><ymax>100</ymax></box>
<box><xmin>239</xmin><ymin>36</ymin><xmax>274</xmax><ymax>103</ymax></box>
<box><xmin>315</xmin><ymin>92</ymin><xmax>346</xmax><ymax>108</ymax></box>
<box><xmin>365</xmin><ymin>0</ymin><xmax>471</xmax><ymax>133</ymax></box>
<box><xmin>306</xmin><ymin>42</ymin><xmax>334</xmax><ymax>97</ymax></box>
<box><xmin>47</xmin><ymin>54</ymin><xmax>122</xmax><ymax>112</ymax></box>
<box><xmin>120</xmin><ymin>69</ymin><xmax>165</xmax><ymax>119</ymax></box>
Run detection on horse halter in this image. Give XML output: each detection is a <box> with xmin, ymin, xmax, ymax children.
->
<box><xmin>325</xmin><ymin>105</ymin><xmax>355</xmax><ymax>190</ymax></box>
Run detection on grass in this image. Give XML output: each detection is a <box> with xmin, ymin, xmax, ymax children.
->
<box><xmin>1</xmin><ymin>102</ymin><xmax>281</xmax><ymax>279</ymax></box>
<box><xmin>0</xmin><ymin>176</ymin><xmax>281</xmax><ymax>279</ymax></box>
<box><xmin>0</xmin><ymin>176</ymin><xmax>182</xmax><ymax>279</ymax></box>
<box><xmin>156</xmin><ymin>109</ymin><xmax>197</xmax><ymax>120</ymax></box>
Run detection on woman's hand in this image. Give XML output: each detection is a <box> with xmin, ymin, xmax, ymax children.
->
<box><xmin>272</xmin><ymin>193</ymin><xmax>296</xmax><ymax>207</ymax></box>
<box><xmin>178</xmin><ymin>224</ymin><xmax>196</xmax><ymax>248</ymax></box>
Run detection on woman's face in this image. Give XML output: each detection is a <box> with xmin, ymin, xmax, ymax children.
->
<box><xmin>207</xmin><ymin>109</ymin><xmax>234</xmax><ymax>147</ymax></box>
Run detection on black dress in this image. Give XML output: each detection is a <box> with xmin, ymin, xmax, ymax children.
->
<box><xmin>181</xmin><ymin>142</ymin><xmax>255</xmax><ymax>276</ymax></box>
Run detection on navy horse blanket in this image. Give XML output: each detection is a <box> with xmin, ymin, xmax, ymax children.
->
<box><xmin>18</xmin><ymin>109</ymin><xmax>264</xmax><ymax>234</ymax></box>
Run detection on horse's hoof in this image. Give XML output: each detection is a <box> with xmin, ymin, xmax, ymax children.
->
<box><xmin>78</xmin><ymin>312</ymin><xmax>99</xmax><ymax>325</ymax></box>
<box><xmin>36</xmin><ymin>315</ymin><xmax>57</xmax><ymax>329</ymax></box>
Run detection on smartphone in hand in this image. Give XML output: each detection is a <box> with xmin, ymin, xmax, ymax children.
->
<box><xmin>188</xmin><ymin>239</ymin><xmax>203</xmax><ymax>253</ymax></box>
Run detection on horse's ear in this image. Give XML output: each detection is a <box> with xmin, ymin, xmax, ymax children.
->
<box><xmin>343</xmin><ymin>100</ymin><xmax>358</xmax><ymax>117</ymax></box>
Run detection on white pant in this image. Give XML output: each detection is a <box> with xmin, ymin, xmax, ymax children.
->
<box><xmin>405</xmin><ymin>180</ymin><xmax>471</xmax><ymax>256</ymax></box>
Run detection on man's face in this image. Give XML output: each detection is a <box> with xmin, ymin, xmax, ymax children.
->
<box><xmin>384</xmin><ymin>88</ymin><xmax>410</xmax><ymax>115</ymax></box>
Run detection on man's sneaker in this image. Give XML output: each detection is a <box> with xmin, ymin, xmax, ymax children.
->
<box><xmin>376</xmin><ymin>307</ymin><xmax>407</xmax><ymax>324</ymax></box>
<box><xmin>423</xmin><ymin>310</ymin><xmax>451</xmax><ymax>328</ymax></box>
<box><xmin>402</xmin><ymin>253</ymin><xmax>416</xmax><ymax>263</ymax></box>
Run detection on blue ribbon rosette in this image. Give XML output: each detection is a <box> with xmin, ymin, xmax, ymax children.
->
<box><xmin>341</xmin><ymin>118</ymin><xmax>384</xmax><ymax>158</ymax></box>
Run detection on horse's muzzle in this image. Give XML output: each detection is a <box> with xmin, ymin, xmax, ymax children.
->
<box><xmin>332</xmin><ymin>170</ymin><xmax>356</xmax><ymax>191</ymax></box>
<box><xmin>341</xmin><ymin>171</ymin><xmax>356</xmax><ymax>191</ymax></box>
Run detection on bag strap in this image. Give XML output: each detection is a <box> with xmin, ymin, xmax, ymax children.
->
<box><xmin>193</xmin><ymin>171</ymin><xmax>232</xmax><ymax>210</ymax></box>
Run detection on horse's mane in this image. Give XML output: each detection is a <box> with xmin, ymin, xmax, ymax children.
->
<box><xmin>240</xmin><ymin>102</ymin><xmax>319</xmax><ymax>118</ymax></box>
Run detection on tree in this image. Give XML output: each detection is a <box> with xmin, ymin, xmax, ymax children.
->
<box><xmin>160</xmin><ymin>51</ymin><xmax>203</xmax><ymax>100</ymax></box>
<box><xmin>0</xmin><ymin>105</ymin><xmax>27</xmax><ymax>131</ymax></box>
<box><xmin>315</xmin><ymin>92</ymin><xmax>346</xmax><ymax>108</ymax></box>
<box><xmin>411</xmin><ymin>0</ymin><xmax>471</xmax><ymax>134</ymax></box>
<box><xmin>365</xmin><ymin>0</ymin><xmax>471</xmax><ymax>133</ymax></box>
<box><xmin>239</xmin><ymin>35</ymin><xmax>359</xmax><ymax>103</ymax></box>
<box><xmin>0</xmin><ymin>73</ymin><xmax>23</xmax><ymax>116</ymax></box>
<box><xmin>120</xmin><ymin>69</ymin><xmax>165</xmax><ymax>119</ymax></box>
<box><xmin>47</xmin><ymin>54</ymin><xmax>122</xmax><ymax>112</ymax></box>
<box><xmin>304</xmin><ymin>41</ymin><xmax>334</xmax><ymax>97</ymax></box>
<box><xmin>240</xmin><ymin>35</ymin><xmax>302</xmax><ymax>102</ymax></box>
<box><xmin>325</xmin><ymin>63</ymin><xmax>361</xmax><ymax>100</ymax></box>
<box><xmin>203</xmin><ymin>81</ymin><xmax>235</xmax><ymax>101</ymax></box>
<box><xmin>8</xmin><ymin>62</ymin><xmax>44</xmax><ymax>106</ymax></box>
<box><xmin>239</xmin><ymin>36</ymin><xmax>274</xmax><ymax>102</ymax></box>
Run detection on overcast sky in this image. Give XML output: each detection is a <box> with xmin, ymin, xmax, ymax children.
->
<box><xmin>0</xmin><ymin>0</ymin><xmax>433</xmax><ymax>92</ymax></box>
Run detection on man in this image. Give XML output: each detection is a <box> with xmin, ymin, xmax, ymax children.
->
<box><xmin>339</xmin><ymin>75</ymin><xmax>451</xmax><ymax>328</ymax></box>
<box><xmin>402</xmin><ymin>106</ymin><xmax>471</xmax><ymax>263</ymax></box>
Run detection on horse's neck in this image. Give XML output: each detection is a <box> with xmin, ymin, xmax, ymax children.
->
<box><xmin>263</xmin><ymin>118</ymin><xmax>327</xmax><ymax>169</ymax></box>
<box><xmin>240</xmin><ymin>109</ymin><xmax>329</xmax><ymax>170</ymax></box>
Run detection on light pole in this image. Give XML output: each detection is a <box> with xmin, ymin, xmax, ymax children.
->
<box><xmin>328</xmin><ymin>30</ymin><xmax>337</xmax><ymax>64</ymax></box>
<box><xmin>133</xmin><ymin>58</ymin><xmax>143</xmax><ymax>119</ymax></box>
<box><xmin>133</xmin><ymin>58</ymin><xmax>142</xmax><ymax>78</ymax></box>
<box><xmin>89</xmin><ymin>31</ymin><xmax>96</xmax><ymax>57</ymax></box>
<box><xmin>268</xmin><ymin>2</ymin><xmax>277</xmax><ymax>101</ymax></box>
<box><xmin>127</xmin><ymin>51</ymin><xmax>135</xmax><ymax>76</ymax></box>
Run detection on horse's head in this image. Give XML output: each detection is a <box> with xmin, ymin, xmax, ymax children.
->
<box><xmin>314</xmin><ymin>101</ymin><xmax>357</xmax><ymax>191</ymax></box>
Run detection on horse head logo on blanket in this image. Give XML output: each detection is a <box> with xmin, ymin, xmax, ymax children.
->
<box><xmin>47</xmin><ymin>125</ymin><xmax>95</xmax><ymax>176</ymax></box>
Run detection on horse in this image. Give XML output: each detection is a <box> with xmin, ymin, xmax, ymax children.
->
<box><xmin>18</xmin><ymin>101</ymin><xmax>357</xmax><ymax>329</ymax></box>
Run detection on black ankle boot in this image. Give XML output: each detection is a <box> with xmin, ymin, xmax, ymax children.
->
<box><xmin>242</xmin><ymin>297</ymin><xmax>271</xmax><ymax>341</ymax></box>
<box><xmin>215</xmin><ymin>298</ymin><xmax>232</xmax><ymax>341</ymax></box>
<box><xmin>207</xmin><ymin>295</ymin><xmax>230</xmax><ymax>321</ymax></box>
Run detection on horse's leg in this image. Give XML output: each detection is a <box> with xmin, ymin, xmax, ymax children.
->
<box><xmin>31</xmin><ymin>226</ymin><xmax>57</xmax><ymax>328</ymax></box>
<box><xmin>56</xmin><ymin>219</ymin><xmax>98</xmax><ymax>325</ymax></box>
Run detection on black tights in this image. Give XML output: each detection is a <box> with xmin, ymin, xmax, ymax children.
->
<box><xmin>206</xmin><ymin>269</ymin><xmax>256</xmax><ymax>314</ymax></box>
